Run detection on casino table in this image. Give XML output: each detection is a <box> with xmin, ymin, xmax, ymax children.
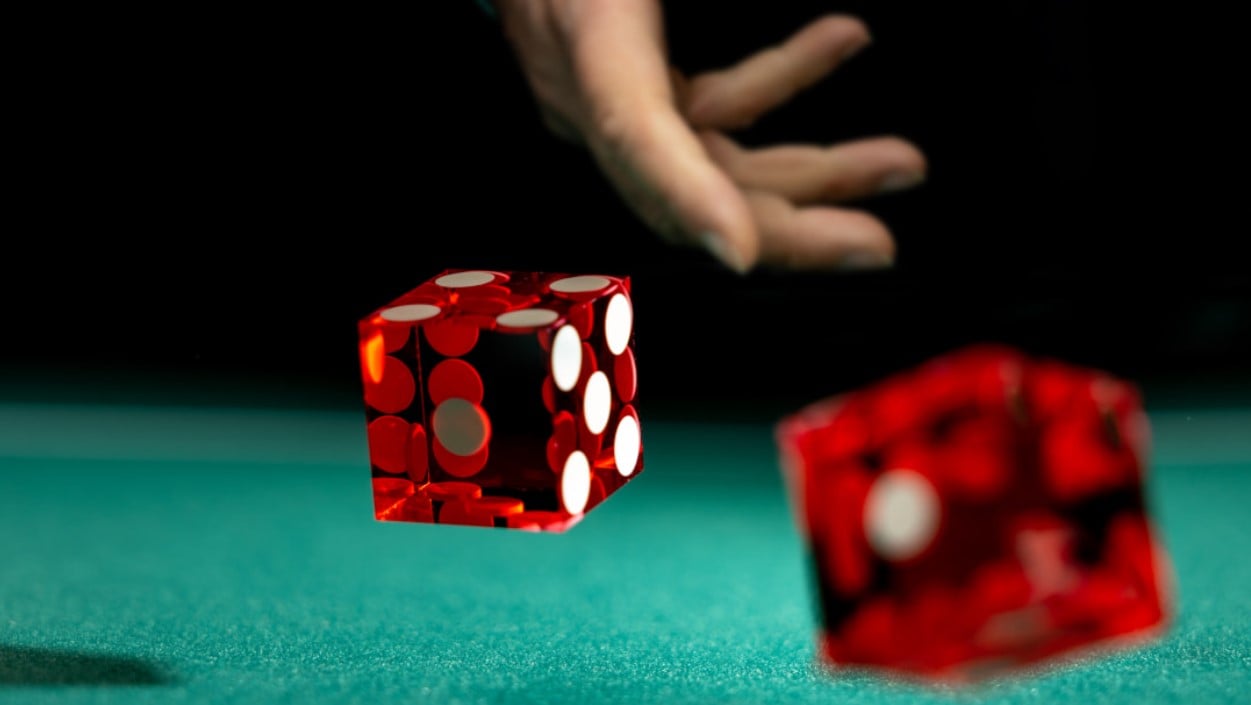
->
<box><xmin>1</xmin><ymin>393</ymin><xmax>1248</xmax><ymax>704</ymax></box>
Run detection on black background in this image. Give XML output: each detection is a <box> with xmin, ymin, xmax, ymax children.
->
<box><xmin>8</xmin><ymin>2</ymin><xmax>1249</xmax><ymax>412</ymax></box>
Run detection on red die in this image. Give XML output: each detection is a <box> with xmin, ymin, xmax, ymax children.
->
<box><xmin>776</xmin><ymin>345</ymin><xmax>1172</xmax><ymax>681</ymax></box>
<box><xmin>359</xmin><ymin>270</ymin><xmax>643</xmax><ymax>532</ymax></box>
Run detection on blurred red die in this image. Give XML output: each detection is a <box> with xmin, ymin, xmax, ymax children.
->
<box><xmin>777</xmin><ymin>345</ymin><xmax>1173</xmax><ymax>681</ymax></box>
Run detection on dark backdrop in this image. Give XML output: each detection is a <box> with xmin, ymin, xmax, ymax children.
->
<box><xmin>8</xmin><ymin>2</ymin><xmax>1249</xmax><ymax>413</ymax></box>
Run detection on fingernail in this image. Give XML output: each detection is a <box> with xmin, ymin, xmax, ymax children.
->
<box><xmin>838</xmin><ymin>250</ymin><xmax>894</xmax><ymax>271</ymax></box>
<box><xmin>700</xmin><ymin>231</ymin><xmax>750</xmax><ymax>274</ymax></box>
<box><xmin>878</xmin><ymin>171</ymin><xmax>925</xmax><ymax>194</ymax></box>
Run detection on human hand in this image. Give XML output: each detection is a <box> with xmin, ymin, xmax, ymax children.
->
<box><xmin>496</xmin><ymin>1</ymin><xmax>926</xmax><ymax>273</ymax></box>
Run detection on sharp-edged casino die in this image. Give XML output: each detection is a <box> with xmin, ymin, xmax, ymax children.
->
<box><xmin>359</xmin><ymin>270</ymin><xmax>643</xmax><ymax>532</ymax></box>
<box><xmin>776</xmin><ymin>345</ymin><xmax>1173</xmax><ymax>681</ymax></box>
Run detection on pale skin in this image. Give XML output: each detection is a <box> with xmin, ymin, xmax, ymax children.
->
<box><xmin>496</xmin><ymin>1</ymin><xmax>927</xmax><ymax>273</ymax></box>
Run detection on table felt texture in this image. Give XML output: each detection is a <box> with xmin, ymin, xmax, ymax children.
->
<box><xmin>0</xmin><ymin>403</ymin><xmax>1248</xmax><ymax>705</ymax></box>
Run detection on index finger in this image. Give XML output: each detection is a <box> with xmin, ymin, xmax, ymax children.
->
<box><xmin>684</xmin><ymin>15</ymin><xmax>872</xmax><ymax>130</ymax></box>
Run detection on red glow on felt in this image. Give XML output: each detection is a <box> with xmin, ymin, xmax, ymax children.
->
<box><xmin>363</xmin><ymin>356</ymin><xmax>415</xmax><ymax>414</ymax></box>
<box><xmin>428</xmin><ymin>359</ymin><xmax>484</xmax><ymax>405</ymax></box>
<box><xmin>367</xmin><ymin>415</ymin><xmax>410</xmax><ymax>475</ymax></box>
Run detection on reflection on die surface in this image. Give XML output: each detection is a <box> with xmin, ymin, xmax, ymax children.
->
<box><xmin>359</xmin><ymin>270</ymin><xmax>642</xmax><ymax>533</ymax></box>
<box><xmin>777</xmin><ymin>345</ymin><xmax>1173</xmax><ymax>682</ymax></box>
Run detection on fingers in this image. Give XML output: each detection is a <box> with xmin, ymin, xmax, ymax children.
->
<box><xmin>685</xmin><ymin>15</ymin><xmax>872</xmax><ymax>130</ymax></box>
<box><xmin>566</xmin><ymin>2</ymin><xmax>759</xmax><ymax>271</ymax></box>
<box><xmin>507</xmin><ymin>4</ymin><xmax>900</xmax><ymax>273</ymax></box>
<box><xmin>702</xmin><ymin>132</ymin><xmax>927</xmax><ymax>204</ymax></box>
<box><xmin>744</xmin><ymin>190</ymin><xmax>896</xmax><ymax>270</ymax></box>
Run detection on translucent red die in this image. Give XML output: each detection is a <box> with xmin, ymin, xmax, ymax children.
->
<box><xmin>359</xmin><ymin>270</ymin><xmax>643</xmax><ymax>532</ymax></box>
<box><xmin>776</xmin><ymin>345</ymin><xmax>1172</xmax><ymax>680</ymax></box>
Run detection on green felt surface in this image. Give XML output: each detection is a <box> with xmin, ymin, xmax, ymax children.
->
<box><xmin>1</xmin><ymin>403</ymin><xmax>1248</xmax><ymax>704</ymax></box>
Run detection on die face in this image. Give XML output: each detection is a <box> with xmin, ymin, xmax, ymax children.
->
<box><xmin>778</xmin><ymin>346</ymin><xmax>1171</xmax><ymax>680</ymax></box>
<box><xmin>359</xmin><ymin>270</ymin><xmax>643</xmax><ymax>532</ymax></box>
